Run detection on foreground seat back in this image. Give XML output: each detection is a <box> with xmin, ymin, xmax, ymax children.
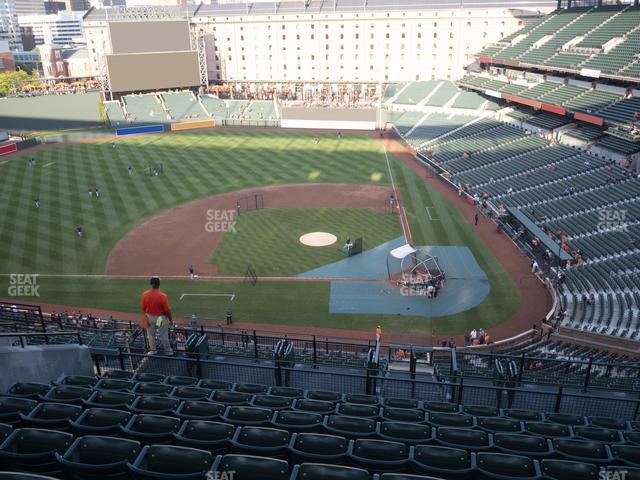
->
<box><xmin>69</xmin><ymin>408</ymin><xmax>131</xmax><ymax>436</ymax></box>
<box><xmin>174</xmin><ymin>420</ymin><xmax>235</xmax><ymax>452</ymax></box>
<box><xmin>475</xmin><ymin>452</ymin><xmax>541</xmax><ymax>479</ymax></box>
<box><xmin>57</xmin><ymin>435</ymin><xmax>141</xmax><ymax>480</ymax></box>
<box><xmin>210</xmin><ymin>454</ymin><xmax>289</xmax><ymax>480</ymax></box>
<box><xmin>127</xmin><ymin>444</ymin><xmax>212</xmax><ymax>479</ymax></box>
<box><xmin>288</xmin><ymin>432</ymin><xmax>348</xmax><ymax>463</ymax></box>
<box><xmin>0</xmin><ymin>428</ymin><xmax>73</xmax><ymax>475</ymax></box>
<box><xmin>290</xmin><ymin>463</ymin><xmax>371</xmax><ymax>480</ymax></box>
<box><xmin>412</xmin><ymin>445</ymin><xmax>472</xmax><ymax>479</ymax></box>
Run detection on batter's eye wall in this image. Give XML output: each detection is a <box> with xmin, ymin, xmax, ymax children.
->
<box><xmin>109</xmin><ymin>20</ymin><xmax>191</xmax><ymax>54</ymax></box>
<box><xmin>106</xmin><ymin>51</ymin><xmax>200</xmax><ymax>93</ymax></box>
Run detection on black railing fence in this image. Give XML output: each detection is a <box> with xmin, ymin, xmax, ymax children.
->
<box><xmin>91</xmin><ymin>351</ymin><xmax>640</xmax><ymax>421</ymax></box>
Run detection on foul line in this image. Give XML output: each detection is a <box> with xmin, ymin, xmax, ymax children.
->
<box><xmin>179</xmin><ymin>293</ymin><xmax>235</xmax><ymax>301</ymax></box>
<box><xmin>383</xmin><ymin>145</ymin><xmax>413</xmax><ymax>244</ymax></box>
<box><xmin>425</xmin><ymin>206</ymin><xmax>441</xmax><ymax>221</ymax></box>
<box><xmin>43</xmin><ymin>161</ymin><xmax>56</xmax><ymax>168</ymax></box>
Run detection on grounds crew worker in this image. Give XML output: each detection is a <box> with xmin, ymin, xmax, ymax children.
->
<box><xmin>141</xmin><ymin>276</ymin><xmax>174</xmax><ymax>355</ymax></box>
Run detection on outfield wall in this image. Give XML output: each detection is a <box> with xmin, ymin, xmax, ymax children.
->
<box><xmin>116</xmin><ymin>124</ymin><xmax>165</xmax><ymax>136</ymax></box>
<box><xmin>170</xmin><ymin>119</ymin><xmax>215</xmax><ymax>131</ymax></box>
<box><xmin>281</xmin><ymin>107</ymin><xmax>377</xmax><ymax>130</ymax></box>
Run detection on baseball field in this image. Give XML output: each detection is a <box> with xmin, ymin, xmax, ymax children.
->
<box><xmin>0</xmin><ymin>128</ymin><xmax>540</xmax><ymax>339</ymax></box>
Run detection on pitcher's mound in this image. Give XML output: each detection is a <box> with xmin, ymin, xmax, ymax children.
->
<box><xmin>299</xmin><ymin>232</ymin><xmax>338</xmax><ymax>247</ymax></box>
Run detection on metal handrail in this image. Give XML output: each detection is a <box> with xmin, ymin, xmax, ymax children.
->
<box><xmin>0</xmin><ymin>330</ymin><xmax>82</xmax><ymax>348</ymax></box>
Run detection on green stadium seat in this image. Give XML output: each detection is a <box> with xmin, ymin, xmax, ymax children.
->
<box><xmin>0</xmin><ymin>397</ymin><xmax>37</xmax><ymax>427</ymax></box>
<box><xmin>573</xmin><ymin>426</ymin><xmax>623</xmax><ymax>443</ymax></box>
<box><xmin>433</xmin><ymin>427</ymin><xmax>492</xmax><ymax>451</ymax></box>
<box><xmin>222</xmin><ymin>406</ymin><xmax>272</xmax><ymax>426</ymax></box>
<box><xmin>293</xmin><ymin>399</ymin><xmax>335</xmax><ymax>415</ymax></box>
<box><xmin>174</xmin><ymin>400</ymin><xmax>225</xmax><ymax>421</ymax></box>
<box><xmin>493</xmin><ymin>433</ymin><xmax>553</xmax><ymax>459</ymax></box>
<box><xmin>163</xmin><ymin>376</ymin><xmax>198</xmax><ymax>387</ymax></box>
<box><xmin>250</xmin><ymin>395</ymin><xmax>293</xmax><ymax>410</ymax></box>
<box><xmin>427</xmin><ymin>412</ymin><xmax>475</xmax><ymax>428</ymax></box>
<box><xmin>210</xmin><ymin>454</ymin><xmax>289</xmax><ymax>480</ymax></box>
<box><xmin>323</xmin><ymin>415</ymin><xmax>376</xmax><ymax>439</ymax></box>
<box><xmin>130</xmin><ymin>383</ymin><xmax>172</xmax><ymax>396</ymax></box>
<box><xmin>462</xmin><ymin>405</ymin><xmax>500</xmax><ymax>417</ymax></box>
<box><xmin>197</xmin><ymin>379</ymin><xmax>231</xmax><ymax>390</ymax></box>
<box><xmin>475</xmin><ymin>452</ymin><xmax>541</xmax><ymax>479</ymax></box>
<box><xmin>20</xmin><ymin>402</ymin><xmax>81</xmax><ymax>430</ymax></box>
<box><xmin>502</xmin><ymin>409</ymin><xmax>543</xmax><ymax>421</ymax></box>
<box><xmin>127</xmin><ymin>445</ymin><xmax>212</xmax><ymax>479</ymax></box>
<box><xmin>120</xmin><ymin>414</ymin><xmax>181</xmax><ymax>445</ymax></box>
<box><xmin>625</xmin><ymin>432</ymin><xmax>640</xmax><ymax>444</ymax></box>
<box><xmin>0</xmin><ymin>428</ymin><xmax>73</xmax><ymax>476</ymax></box>
<box><xmin>270</xmin><ymin>410</ymin><xmax>322</xmax><ymax>432</ymax></box>
<box><xmin>336</xmin><ymin>403</ymin><xmax>379</xmax><ymax>418</ymax></box>
<box><xmin>128</xmin><ymin>395</ymin><xmax>180</xmax><ymax>415</ymax></box>
<box><xmin>476</xmin><ymin>417</ymin><xmax>524</xmax><ymax>433</ymax></box>
<box><xmin>306</xmin><ymin>390</ymin><xmax>341</xmax><ymax>402</ymax></box>
<box><xmin>379</xmin><ymin>475</ymin><xmax>443</xmax><ymax>480</ymax></box>
<box><xmin>233</xmin><ymin>383</ymin><xmax>268</xmax><ymax>394</ymax></box>
<box><xmin>349</xmin><ymin>438</ymin><xmax>410</xmax><ymax>473</ymax></box>
<box><xmin>5</xmin><ymin>383</ymin><xmax>50</xmax><ymax>400</ymax></box>
<box><xmin>525</xmin><ymin>421</ymin><xmax>573</xmax><ymax>438</ymax></box>
<box><xmin>84</xmin><ymin>390</ymin><xmax>136</xmax><ymax>410</ymax></box>
<box><xmin>540</xmin><ymin>459</ymin><xmax>599</xmax><ymax>480</ymax></box>
<box><xmin>101</xmin><ymin>370</ymin><xmax>134</xmax><ymax>380</ymax></box>
<box><xmin>40</xmin><ymin>385</ymin><xmax>93</xmax><ymax>405</ymax></box>
<box><xmin>343</xmin><ymin>394</ymin><xmax>379</xmax><ymax>405</ymax></box>
<box><xmin>0</xmin><ymin>423</ymin><xmax>12</xmax><ymax>443</ymax></box>
<box><xmin>93</xmin><ymin>379</ymin><xmax>134</xmax><ymax>391</ymax></box>
<box><xmin>211</xmin><ymin>391</ymin><xmax>252</xmax><ymax>406</ymax></box>
<box><xmin>69</xmin><ymin>408</ymin><xmax>131</xmax><ymax>436</ymax></box>
<box><xmin>288</xmin><ymin>432</ymin><xmax>348</xmax><ymax>463</ymax></box>
<box><xmin>268</xmin><ymin>387</ymin><xmax>304</xmax><ymax>398</ymax></box>
<box><xmin>56</xmin><ymin>375</ymin><xmax>98</xmax><ymax>387</ymax></box>
<box><xmin>611</xmin><ymin>444</ymin><xmax>640</xmax><ymax>468</ymax></box>
<box><xmin>552</xmin><ymin>438</ymin><xmax>613</xmax><ymax>465</ymax></box>
<box><xmin>173</xmin><ymin>420</ymin><xmax>235</xmax><ymax>452</ymax></box>
<box><xmin>423</xmin><ymin>402</ymin><xmax>460</xmax><ymax>413</ymax></box>
<box><xmin>290</xmin><ymin>463</ymin><xmax>371</xmax><ymax>480</ymax></box>
<box><xmin>545</xmin><ymin>413</ymin><xmax>586</xmax><ymax>426</ymax></box>
<box><xmin>589</xmin><ymin>416</ymin><xmax>630</xmax><ymax>430</ymax></box>
<box><xmin>230</xmin><ymin>426</ymin><xmax>290</xmax><ymax>457</ymax></box>
<box><xmin>382</xmin><ymin>398</ymin><xmax>420</xmax><ymax>409</ymax></box>
<box><xmin>132</xmin><ymin>373</ymin><xmax>166</xmax><ymax>384</ymax></box>
<box><xmin>169</xmin><ymin>386</ymin><xmax>211</xmax><ymax>401</ymax></box>
<box><xmin>412</xmin><ymin>445</ymin><xmax>473</xmax><ymax>479</ymax></box>
<box><xmin>56</xmin><ymin>435</ymin><xmax>141</xmax><ymax>480</ymax></box>
<box><xmin>0</xmin><ymin>473</ymin><xmax>60</xmax><ymax>479</ymax></box>
<box><xmin>376</xmin><ymin>421</ymin><xmax>432</xmax><ymax>445</ymax></box>
<box><xmin>380</xmin><ymin>407</ymin><xmax>426</xmax><ymax>423</ymax></box>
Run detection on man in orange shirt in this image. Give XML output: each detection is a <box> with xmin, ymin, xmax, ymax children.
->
<box><xmin>140</xmin><ymin>276</ymin><xmax>173</xmax><ymax>355</ymax></box>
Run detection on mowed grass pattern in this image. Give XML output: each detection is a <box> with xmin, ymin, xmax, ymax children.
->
<box><xmin>0</xmin><ymin>130</ymin><xmax>389</xmax><ymax>275</ymax></box>
<box><xmin>211</xmin><ymin>208</ymin><xmax>402</xmax><ymax>276</ymax></box>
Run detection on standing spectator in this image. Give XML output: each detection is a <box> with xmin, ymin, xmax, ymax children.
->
<box><xmin>531</xmin><ymin>260</ymin><xmax>539</xmax><ymax>274</ymax></box>
<box><xmin>140</xmin><ymin>276</ymin><xmax>174</xmax><ymax>355</ymax></box>
<box><xmin>190</xmin><ymin>313</ymin><xmax>198</xmax><ymax>329</ymax></box>
<box><xmin>375</xmin><ymin>325</ymin><xmax>382</xmax><ymax>342</ymax></box>
<box><xmin>474</xmin><ymin>213</ymin><xmax>479</xmax><ymax>226</ymax></box>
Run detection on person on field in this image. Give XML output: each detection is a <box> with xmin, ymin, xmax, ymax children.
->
<box><xmin>375</xmin><ymin>325</ymin><xmax>382</xmax><ymax>342</ymax></box>
<box><xmin>34</xmin><ymin>198</ymin><xmax>39</xmax><ymax>208</ymax></box>
<box><xmin>141</xmin><ymin>276</ymin><xmax>174</xmax><ymax>355</ymax></box>
<box><xmin>76</xmin><ymin>226</ymin><xmax>83</xmax><ymax>237</ymax></box>
<box><xmin>226</xmin><ymin>310</ymin><xmax>233</xmax><ymax>326</ymax></box>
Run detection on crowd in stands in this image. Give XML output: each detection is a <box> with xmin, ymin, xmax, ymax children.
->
<box><xmin>12</xmin><ymin>80</ymin><xmax>99</xmax><ymax>97</ymax></box>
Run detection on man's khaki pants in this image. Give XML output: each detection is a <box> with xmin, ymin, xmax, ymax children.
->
<box><xmin>145</xmin><ymin>314</ymin><xmax>172</xmax><ymax>354</ymax></box>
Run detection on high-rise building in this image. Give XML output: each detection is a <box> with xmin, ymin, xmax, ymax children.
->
<box><xmin>0</xmin><ymin>0</ymin><xmax>21</xmax><ymax>50</ymax></box>
<box><xmin>14</xmin><ymin>0</ymin><xmax>44</xmax><ymax>16</ymax></box>
<box><xmin>64</xmin><ymin>0</ymin><xmax>88</xmax><ymax>11</ymax></box>
<box><xmin>18</xmin><ymin>10</ymin><xmax>84</xmax><ymax>46</ymax></box>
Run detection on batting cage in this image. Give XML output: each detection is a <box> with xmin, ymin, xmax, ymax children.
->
<box><xmin>236</xmin><ymin>194</ymin><xmax>264</xmax><ymax>215</ymax></box>
<box><xmin>387</xmin><ymin>244</ymin><xmax>446</xmax><ymax>295</ymax></box>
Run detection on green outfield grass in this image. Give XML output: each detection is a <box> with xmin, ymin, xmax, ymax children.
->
<box><xmin>211</xmin><ymin>208</ymin><xmax>402</xmax><ymax>276</ymax></box>
<box><xmin>0</xmin><ymin>129</ymin><xmax>521</xmax><ymax>334</ymax></box>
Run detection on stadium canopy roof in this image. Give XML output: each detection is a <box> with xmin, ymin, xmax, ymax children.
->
<box><xmin>194</xmin><ymin>0</ymin><xmax>557</xmax><ymax>18</ymax></box>
<box><xmin>507</xmin><ymin>207</ymin><xmax>573</xmax><ymax>261</ymax></box>
<box><xmin>390</xmin><ymin>244</ymin><xmax>416</xmax><ymax>259</ymax></box>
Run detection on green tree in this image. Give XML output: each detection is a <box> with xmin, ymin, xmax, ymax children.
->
<box><xmin>0</xmin><ymin>70</ymin><xmax>31</xmax><ymax>97</ymax></box>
